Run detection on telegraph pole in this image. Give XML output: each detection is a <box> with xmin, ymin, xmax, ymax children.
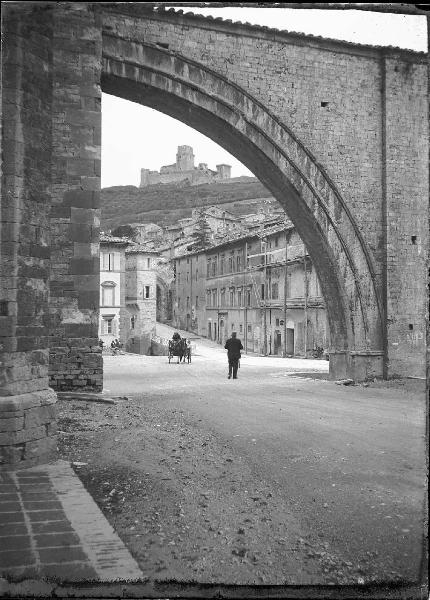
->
<box><xmin>263</xmin><ymin>238</ymin><xmax>267</xmax><ymax>356</ymax></box>
<box><xmin>283</xmin><ymin>227</ymin><xmax>288</xmax><ymax>357</ymax></box>
<box><xmin>303</xmin><ymin>246</ymin><xmax>308</xmax><ymax>358</ymax></box>
<box><xmin>244</xmin><ymin>241</ymin><xmax>248</xmax><ymax>354</ymax></box>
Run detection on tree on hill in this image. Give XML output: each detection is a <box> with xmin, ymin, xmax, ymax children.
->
<box><xmin>111</xmin><ymin>224</ymin><xmax>138</xmax><ymax>240</ymax></box>
<box><xmin>191</xmin><ymin>210</ymin><xmax>212</xmax><ymax>250</ymax></box>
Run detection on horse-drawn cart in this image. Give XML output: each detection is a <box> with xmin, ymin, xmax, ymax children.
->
<box><xmin>168</xmin><ymin>338</ymin><xmax>191</xmax><ymax>364</ymax></box>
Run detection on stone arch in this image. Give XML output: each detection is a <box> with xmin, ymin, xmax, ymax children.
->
<box><xmin>101</xmin><ymin>36</ymin><xmax>384</xmax><ymax>378</ymax></box>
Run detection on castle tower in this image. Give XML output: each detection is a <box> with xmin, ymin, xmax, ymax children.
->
<box><xmin>140</xmin><ymin>168</ymin><xmax>150</xmax><ymax>187</ymax></box>
<box><xmin>176</xmin><ymin>145</ymin><xmax>195</xmax><ymax>171</ymax></box>
<box><xmin>216</xmin><ymin>164</ymin><xmax>232</xmax><ymax>179</ymax></box>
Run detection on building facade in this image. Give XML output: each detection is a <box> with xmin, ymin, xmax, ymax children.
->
<box><xmin>99</xmin><ymin>235</ymin><xmax>131</xmax><ymax>347</ymax></box>
<box><xmin>173</xmin><ymin>222</ymin><xmax>328</xmax><ymax>356</ymax></box>
<box><xmin>123</xmin><ymin>247</ymin><xmax>160</xmax><ymax>354</ymax></box>
<box><xmin>99</xmin><ymin>236</ymin><xmax>167</xmax><ymax>354</ymax></box>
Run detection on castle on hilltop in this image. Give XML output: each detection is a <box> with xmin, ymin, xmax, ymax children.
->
<box><xmin>140</xmin><ymin>145</ymin><xmax>231</xmax><ymax>187</ymax></box>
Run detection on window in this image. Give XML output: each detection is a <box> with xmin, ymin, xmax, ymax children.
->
<box><xmin>101</xmin><ymin>282</ymin><xmax>116</xmax><ymax>306</ymax></box>
<box><xmin>237</xmin><ymin>254</ymin><xmax>241</xmax><ymax>271</ymax></box>
<box><xmin>275</xmin><ymin>236</ymin><xmax>279</xmax><ymax>248</ymax></box>
<box><xmin>237</xmin><ymin>288</ymin><xmax>242</xmax><ymax>307</ymax></box>
<box><xmin>247</xmin><ymin>324</ymin><xmax>252</xmax><ymax>333</ymax></box>
<box><xmin>207</xmin><ymin>259</ymin><xmax>211</xmax><ymax>277</ymax></box>
<box><xmin>144</xmin><ymin>286</ymin><xmax>150</xmax><ymax>299</ymax></box>
<box><xmin>195</xmin><ymin>269</ymin><xmax>198</xmax><ymax>281</ymax></box>
<box><xmin>272</xmin><ymin>282</ymin><xmax>279</xmax><ymax>299</ymax></box>
<box><xmin>276</xmin><ymin>318</ymin><xmax>280</xmax><ymax>327</ymax></box>
<box><xmin>220</xmin><ymin>288</ymin><xmax>226</xmax><ymax>306</ymax></box>
<box><xmin>239</xmin><ymin>324</ymin><xmax>243</xmax><ymax>334</ymax></box>
<box><xmin>102</xmin><ymin>252</ymin><xmax>115</xmax><ymax>271</ymax></box>
<box><xmin>212</xmin><ymin>289</ymin><xmax>217</xmax><ymax>307</ymax></box>
<box><xmin>228</xmin><ymin>255</ymin><xmax>233</xmax><ymax>272</ymax></box>
<box><xmin>102</xmin><ymin>317</ymin><xmax>114</xmax><ymax>335</ymax></box>
<box><xmin>212</xmin><ymin>259</ymin><xmax>217</xmax><ymax>277</ymax></box>
<box><xmin>187</xmin><ymin>296</ymin><xmax>190</xmax><ymax>308</ymax></box>
<box><xmin>220</xmin><ymin>255</ymin><xmax>225</xmax><ymax>275</ymax></box>
<box><xmin>195</xmin><ymin>296</ymin><xmax>199</xmax><ymax>309</ymax></box>
<box><xmin>231</xmin><ymin>323</ymin><xmax>235</xmax><ymax>331</ymax></box>
<box><xmin>147</xmin><ymin>258</ymin><xmax>151</xmax><ymax>269</ymax></box>
<box><xmin>178</xmin><ymin>273</ymin><xmax>181</xmax><ymax>284</ymax></box>
<box><xmin>130</xmin><ymin>315</ymin><xmax>136</xmax><ymax>330</ymax></box>
<box><xmin>230</xmin><ymin>288</ymin><xmax>234</xmax><ymax>306</ymax></box>
<box><xmin>207</xmin><ymin>290</ymin><xmax>211</xmax><ymax>307</ymax></box>
<box><xmin>261</xmin><ymin>283</ymin><xmax>265</xmax><ymax>300</ymax></box>
<box><xmin>246</xmin><ymin>287</ymin><xmax>251</xmax><ymax>306</ymax></box>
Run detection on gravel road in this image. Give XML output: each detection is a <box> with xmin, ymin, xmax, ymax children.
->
<box><xmin>56</xmin><ymin>329</ymin><xmax>426</xmax><ymax>587</ymax></box>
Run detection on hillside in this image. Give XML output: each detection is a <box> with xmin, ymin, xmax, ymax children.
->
<box><xmin>101</xmin><ymin>177</ymin><xmax>277</xmax><ymax>230</ymax></box>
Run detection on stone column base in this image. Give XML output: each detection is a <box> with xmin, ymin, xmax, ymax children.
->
<box><xmin>0</xmin><ymin>389</ymin><xmax>57</xmax><ymax>471</ymax></box>
<box><xmin>329</xmin><ymin>350</ymin><xmax>384</xmax><ymax>381</ymax></box>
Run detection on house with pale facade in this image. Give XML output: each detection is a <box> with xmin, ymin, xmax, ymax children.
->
<box><xmin>99</xmin><ymin>236</ymin><xmax>171</xmax><ymax>353</ymax></box>
<box><xmin>99</xmin><ymin>234</ymin><xmax>131</xmax><ymax>346</ymax></box>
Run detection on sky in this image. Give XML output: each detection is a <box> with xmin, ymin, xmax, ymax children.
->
<box><xmin>101</xmin><ymin>6</ymin><xmax>427</xmax><ymax>188</ymax></box>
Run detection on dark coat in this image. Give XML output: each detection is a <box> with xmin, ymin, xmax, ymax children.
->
<box><xmin>224</xmin><ymin>337</ymin><xmax>243</xmax><ymax>359</ymax></box>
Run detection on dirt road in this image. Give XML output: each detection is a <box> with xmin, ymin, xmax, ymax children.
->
<box><xmin>57</xmin><ymin>331</ymin><xmax>426</xmax><ymax>586</ymax></box>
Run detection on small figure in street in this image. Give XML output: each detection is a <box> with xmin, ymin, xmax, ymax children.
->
<box><xmin>172</xmin><ymin>331</ymin><xmax>181</xmax><ymax>342</ymax></box>
<box><xmin>225</xmin><ymin>332</ymin><xmax>243</xmax><ymax>380</ymax></box>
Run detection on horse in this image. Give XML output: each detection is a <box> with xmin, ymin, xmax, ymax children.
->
<box><xmin>168</xmin><ymin>338</ymin><xmax>190</xmax><ymax>364</ymax></box>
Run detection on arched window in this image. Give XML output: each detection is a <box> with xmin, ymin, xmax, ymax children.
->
<box><xmin>101</xmin><ymin>281</ymin><xmax>116</xmax><ymax>306</ymax></box>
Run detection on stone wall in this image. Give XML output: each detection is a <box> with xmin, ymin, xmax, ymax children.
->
<box><xmin>1</xmin><ymin>4</ymin><xmax>57</xmax><ymax>469</ymax></box>
<box><xmin>48</xmin><ymin>4</ymin><xmax>103</xmax><ymax>391</ymax></box>
<box><xmin>383</xmin><ymin>56</ymin><xmax>428</xmax><ymax>377</ymax></box>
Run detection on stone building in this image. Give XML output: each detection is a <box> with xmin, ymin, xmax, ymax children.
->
<box><xmin>123</xmin><ymin>246</ymin><xmax>160</xmax><ymax>355</ymax></box>
<box><xmin>172</xmin><ymin>220</ymin><xmax>328</xmax><ymax>356</ymax></box>
<box><xmin>99</xmin><ymin>234</ymin><xmax>131</xmax><ymax>348</ymax></box>
<box><xmin>99</xmin><ymin>237</ymin><xmax>169</xmax><ymax>354</ymax></box>
<box><xmin>140</xmin><ymin>145</ymin><xmax>231</xmax><ymax>187</ymax></box>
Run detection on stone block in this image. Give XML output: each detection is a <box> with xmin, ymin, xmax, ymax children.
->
<box><xmin>0</xmin><ymin>417</ymin><xmax>24</xmax><ymax>433</ymax></box>
<box><xmin>63</xmin><ymin>189</ymin><xmax>99</xmax><ymax>209</ymax></box>
<box><xmin>0</xmin><ymin>425</ymin><xmax>47</xmax><ymax>446</ymax></box>
<box><xmin>70</xmin><ymin>257</ymin><xmax>99</xmax><ymax>275</ymax></box>
<box><xmin>24</xmin><ymin>404</ymin><xmax>56</xmax><ymax>428</ymax></box>
<box><xmin>24</xmin><ymin>436</ymin><xmax>57</xmax><ymax>460</ymax></box>
<box><xmin>0</xmin><ymin>444</ymin><xmax>25</xmax><ymax>465</ymax></box>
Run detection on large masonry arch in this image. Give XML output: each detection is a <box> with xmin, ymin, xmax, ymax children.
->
<box><xmin>1</xmin><ymin>3</ymin><xmax>428</xmax><ymax>468</ymax></box>
<box><xmin>101</xmin><ymin>37</ymin><xmax>384</xmax><ymax>377</ymax></box>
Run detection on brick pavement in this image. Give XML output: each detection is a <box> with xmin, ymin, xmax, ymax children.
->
<box><xmin>0</xmin><ymin>460</ymin><xmax>143</xmax><ymax>583</ymax></box>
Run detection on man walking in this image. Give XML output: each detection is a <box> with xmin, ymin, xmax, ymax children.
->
<box><xmin>224</xmin><ymin>331</ymin><xmax>243</xmax><ymax>380</ymax></box>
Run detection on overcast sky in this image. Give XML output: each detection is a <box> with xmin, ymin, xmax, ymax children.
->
<box><xmin>101</xmin><ymin>6</ymin><xmax>427</xmax><ymax>188</ymax></box>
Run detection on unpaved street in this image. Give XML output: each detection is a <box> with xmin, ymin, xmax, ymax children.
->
<box><xmin>57</xmin><ymin>330</ymin><xmax>426</xmax><ymax>586</ymax></box>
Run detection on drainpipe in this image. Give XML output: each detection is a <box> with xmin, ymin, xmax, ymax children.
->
<box><xmin>263</xmin><ymin>239</ymin><xmax>267</xmax><ymax>356</ymax></box>
<box><xmin>380</xmin><ymin>50</ymin><xmax>389</xmax><ymax>380</ymax></box>
<box><xmin>244</xmin><ymin>241</ymin><xmax>247</xmax><ymax>354</ymax></box>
